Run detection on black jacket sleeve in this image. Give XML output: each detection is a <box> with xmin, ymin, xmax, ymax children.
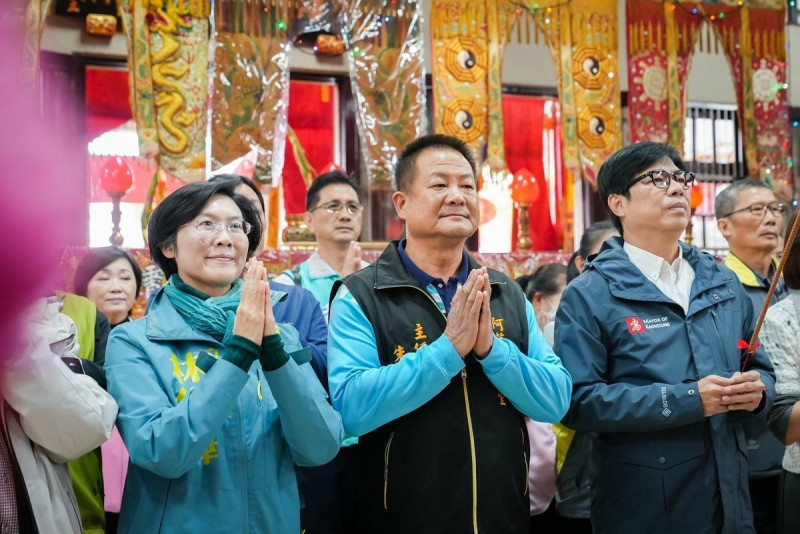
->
<box><xmin>93</xmin><ymin>310</ymin><xmax>111</xmax><ymax>368</ymax></box>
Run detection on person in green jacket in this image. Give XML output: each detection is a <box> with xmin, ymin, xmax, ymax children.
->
<box><xmin>58</xmin><ymin>292</ymin><xmax>110</xmax><ymax>534</ymax></box>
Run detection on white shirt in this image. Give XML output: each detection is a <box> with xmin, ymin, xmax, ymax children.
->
<box><xmin>623</xmin><ymin>242</ymin><xmax>695</xmax><ymax>314</ymax></box>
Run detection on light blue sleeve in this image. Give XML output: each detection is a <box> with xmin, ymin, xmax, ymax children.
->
<box><xmin>327</xmin><ymin>287</ymin><xmax>466</xmax><ymax>437</ymax></box>
<box><xmin>106</xmin><ymin>326</ymin><xmax>250</xmax><ymax>479</ymax></box>
<box><xmin>477</xmin><ymin>299</ymin><xmax>572</xmax><ymax>423</ymax></box>
<box><xmin>263</xmin><ymin>357</ymin><xmax>343</xmax><ymax>466</ymax></box>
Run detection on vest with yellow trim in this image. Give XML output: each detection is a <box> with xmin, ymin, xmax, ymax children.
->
<box><xmin>335</xmin><ymin>242</ymin><xmax>531</xmax><ymax>534</ymax></box>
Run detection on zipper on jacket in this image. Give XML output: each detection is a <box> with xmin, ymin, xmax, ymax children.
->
<box><xmin>521</xmin><ymin>427</ymin><xmax>529</xmax><ymax>496</ymax></box>
<box><xmin>461</xmin><ymin>368</ymin><xmax>479</xmax><ymax>534</ymax></box>
<box><xmin>378</xmin><ymin>281</ymin><xmax>503</xmax><ymax>322</ymax></box>
<box><xmin>237</xmin><ymin>397</ymin><xmax>249</xmax><ymax>533</ymax></box>
<box><xmin>256</xmin><ymin>369</ymin><xmax>263</xmax><ymax>406</ymax></box>
<box><xmin>383</xmin><ymin>431</ymin><xmax>395</xmax><ymax>510</ymax></box>
<box><xmin>379</xmin><ymin>283</ymin><xmax>448</xmax><ymax>321</ymax></box>
<box><xmin>156</xmin><ymin>481</ymin><xmax>172</xmax><ymax>533</ymax></box>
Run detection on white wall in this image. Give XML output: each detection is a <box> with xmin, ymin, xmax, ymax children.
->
<box><xmin>40</xmin><ymin>7</ymin><xmax>800</xmax><ymax>106</ymax></box>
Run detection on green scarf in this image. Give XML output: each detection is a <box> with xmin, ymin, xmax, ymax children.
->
<box><xmin>162</xmin><ymin>275</ymin><xmax>243</xmax><ymax>342</ymax></box>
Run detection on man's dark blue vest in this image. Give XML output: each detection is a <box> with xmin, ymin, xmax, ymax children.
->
<box><xmin>334</xmin><ymin>241</ymin><xmax>532</xmax><ymax>534</ymax></box>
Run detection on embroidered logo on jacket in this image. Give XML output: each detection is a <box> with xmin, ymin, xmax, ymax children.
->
<box><xmin>626</xmin><ymin>316</ymin><xmax>672</xmax><ymax>334</ymax></box>
<box><xmin>491</xmin><ymin>317</ymin><xmax>506</xmax><ymax>338</ymax></box>
<box><xmin>626</xmin><ymin>317</ymin><xmax>645</xmax><ymax>334</ymax></box>
<box><xmin>414</xmin><ymin>323</ymin><xmax>428</xmax><ymax>350</ymax></box>
<box><xmin>661</xmin><ymin>386</ymin><xmax>672</xmax><ymax>417</ymax></box>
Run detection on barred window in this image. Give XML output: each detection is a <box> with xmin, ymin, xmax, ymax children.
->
<box><xmin>683</xmin><ymin>103</ymin><xmax>745</xmax><ymax>182</ymax></box>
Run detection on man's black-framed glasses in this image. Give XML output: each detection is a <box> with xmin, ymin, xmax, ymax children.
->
<box><xmin>719</xmin><ymin>202</ymin><xmax>787</xmax><ymax>219</ymax></box>
<box><xmin>628</xmin><ymin>169</ymin><xmax>696</xmax><ymax>191</ymax></box>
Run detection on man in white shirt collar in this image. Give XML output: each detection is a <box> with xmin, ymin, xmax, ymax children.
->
<box><xmin>555</xmin><ymin>141</ymin><xmax>774</xmax><ymax>534</ymax></box>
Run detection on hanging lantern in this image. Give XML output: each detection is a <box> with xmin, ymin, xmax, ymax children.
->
<box><xmin>99</xmin><ymin>156</ymin><xmax>132</xmax><ymax>246</ymax></box>
<box><xmin>510</xmin><ymin>168</ymin><xmax>541</xmax><ymax>204</ymax></box>
<box><xmin>100</xmin><ymin>156</ymin><xmax>133</xmax><ymax>195</ymax></box>
<box><xmin>690</xmin><ymin>184</ymin><xmax>704</xmax><ymax>211</ymax></box>
<box><xmin>510</xmin><ymin>168</ymin><xmax>542</xmax><ymax>251</ymax></box>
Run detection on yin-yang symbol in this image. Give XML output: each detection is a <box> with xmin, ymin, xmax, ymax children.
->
<box><xmin>588</xmin><ymin>116</ymin><xmax>605</xmax><ymax>135</ymax></box>
<box><xmin>583</xmin><ymin>57</ymin><xmax>600</xmax><ymax>76</ymax></box>
<box><xmin>455</xmin><ymin>110</ymin><xmax>474</xmax><ymax>130</ymax></box>
<box><xmin>457</xmin><ymin>49</ymin><xmax>477</xmax><ymax>70</ymax></box>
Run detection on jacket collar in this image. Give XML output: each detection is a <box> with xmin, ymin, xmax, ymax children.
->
<box><xmin>724</xmin><ymin>252</ymin><xmax>777</xmax><ymax>288</ymax></box>
<box><xmin>372</xmin><ymin>241</ymin><xmax>506</xmax><ymax>290</ymax></box>
<box><xmin>589</xmin><ymin>237</ymin><xmax>734</xmax><ymax>310</ymax></box>
<box><xmin>144</xmin><ymin>289</ymin><xmax>220</xmax><ymax>345</ymax></box>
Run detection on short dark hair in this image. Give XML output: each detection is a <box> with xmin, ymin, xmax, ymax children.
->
<box><xmin>306</xmin><ymin>171</ymin><xmax>360</xmax><ymax>211</ymax></box>
<box><xmin>714</xmin><ymin>178</ymin><xmax>772</xmax><ymax>219</ymax></box>
<box><xmin>74</xmin><ymin>247</ymin><xmax>143</xmax><ymax>299</ymax></box>
<box><xmin>524</xmin><ymin>263</ymin><xmax>567</xmax><ymax>301</ymax></box>
<box><xmin>394</xmin><ymin>134</ymin><xmax>476</xmax><ymax>193</ymax></box>
<box><xmin>208</xmin><ymin>173</ymin><xmax>265</xmax><ymax>211</ymax></box>
<box><xmin>597</xmin><ymin>142</ymin><xmax>686</xmax><ymax>236</ymax></box>
<box><xmin>567</xmin><ymin>220</ymin><xmax>617</xmax><ymax>282</ymax></box>
<box><xmin>148</xmin><ymin>181</ymin><xmax>263</xmax><ymax>279</ymax></box>
<box><xmin>783</xmin><ymin>209</ymin><xmax>800</xmax><ymax>290</ymax></box>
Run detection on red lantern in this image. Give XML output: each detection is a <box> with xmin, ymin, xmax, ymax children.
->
<box><xmin>234</xmin><ymin>157</ymin><xmax>255</xmax><ymax>178</ymax></box>
<box><xmin>321</xmin><ymin>162</ymin><xmax>345</xmax><ymax>175</ymax></box>
<box><xmin>100</xmin><ymin>156</ymin><xmax>133</xmax><ymax>195</ymax></box>
<box><xmin>510</xmin><ymin>168</ymin><xmax>541</xmax><ymax>204</ymax></box>
<box><xmin>690</xmin><ymin>184</ymin><xmax>704</xmax><ymax>211</ymax></box>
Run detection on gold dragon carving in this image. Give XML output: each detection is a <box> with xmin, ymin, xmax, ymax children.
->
<box><xmin>149</xmin><ymin>0</ymin><xmax>195</xmax><ymax>155</ymax></box>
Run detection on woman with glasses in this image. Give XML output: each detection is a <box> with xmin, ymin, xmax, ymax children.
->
<box><xmin>104</xmin><ymin>181</ymin><xmax>343</xmax><ymax>534</ymax></box>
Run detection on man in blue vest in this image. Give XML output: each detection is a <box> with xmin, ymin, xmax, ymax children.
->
<box><xmin>556</xmin><ymin>142</ymin><xmax>776</xmax><ymax>534</ymax></box>
<box><xmin>327</xmin><ymin>133</ymin><xmax>572</xmax><ymax>534</ymax></box>
<box><xmin>715</xmin><ymin>178</ymin><xmax>788</xmax><ymax>534</ymax></box>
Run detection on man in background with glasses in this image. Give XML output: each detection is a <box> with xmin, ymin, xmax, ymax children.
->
<box><xmin>274</xmin><ymin>171</ymin><xmax>368</xmax><ymax>319</ymax></box>
<box><xmin>555</xmin><ymin>142</ymin><xmax>775</xmax><ymax>534</ymax></box>
<box><xmin>715</xmin><ymin>178</ymin><xmax>788</xmax><ymax>534</ymax></box>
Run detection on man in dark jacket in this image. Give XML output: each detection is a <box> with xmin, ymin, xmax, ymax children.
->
<box><xmin>715</xmin><ymin>178</ymin><xmax>788</xmax><ymax>534</ymax></box>
<box><xmin>555</xmin><ymin>142</ymin><xmax>776</xmax><ymax>534</ymax></box>
<box><xmin>327</xmin><ymin>134</ymin><xmax>572</xmax><ymax>534</ymax></box>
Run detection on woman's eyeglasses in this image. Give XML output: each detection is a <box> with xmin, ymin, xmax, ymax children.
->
<box><xmin>191</xmin><ymin>220</ymin><xmax>253</xmax><ymax>235</ymax></box>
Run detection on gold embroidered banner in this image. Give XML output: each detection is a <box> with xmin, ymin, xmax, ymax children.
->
<box><xmin>340</xmin><ymin>0</ymin><xmax>427</xmax><ymax>186</ymax></box>
<box><xmin>431</xmin><ymin>0</ymin><xmax>517</xmax><ymax>168</ymax></box>
<box><xmin>524</xmin><ymin>0</ymin><xmax>623</xmax><ymax>189</ymax></box>
<box><xmin>117</xmin><ymin>0</ymin><xmax>209</xmax><ymax>182</ymax></box>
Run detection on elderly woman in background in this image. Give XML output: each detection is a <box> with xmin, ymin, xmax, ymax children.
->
<box><xmin>105</xmin><ymin>181</ymin><xmax>342</xmax><ymax>534</ymax></box>
<box><xmin>517</xmin><ymin>263</ymin><xmax>568</xmax><ymax>532</ymax></box>
<box><xmin>73</xmin><ymin>247</ymin><xmax>143</xmax><ymax>533</ymax></box>
<box><xmin>764</xmin><ymin>209</ymin><xmax>800</xmax><ymax>534</ymax></box>
<box><xmin>74</xmin><ymin>247</ymin><xmax>142</xmax><ymax>328</ymax></box>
